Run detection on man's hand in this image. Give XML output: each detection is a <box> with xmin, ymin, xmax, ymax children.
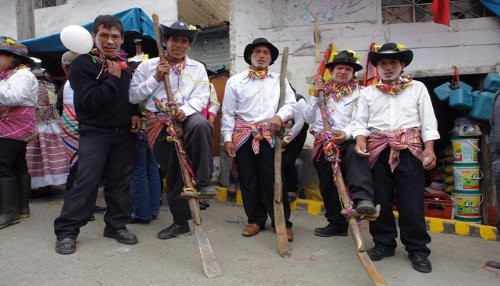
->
<box><xmin>312</xmin><ymin>80</ymin><xmax>324</xmax><ymax>97</ymax></box>
<box><xmin>332</xmin><ymin>130</ymin><xmax>347</xmax><ymax>145</ymax></box>
<box><xmin>154</xmin><ymin>60</ymin><xmax>171</xmax><ymax>82</ymax></box>
<box><xmin>268</xmin><ymin>115</ymin><xmax>282</xmax><ymax>135</ymax></box>
<box><xmin>224</xmin><ymin>141</ymin><xmax>236</xmax><ymax>158</ymax></box>
<box><xmin>106</xmin><ymin>60</ymin><xmax>121</xmax><ymax>78</ymax></box>
<box><xmin>173</xmin><ymin>107</ymin><xmax>187</xmax><ymax>122</ymax></box>
<box><xmin>421</xmin><ymin>149</ymin><xmax>437</xmax><ymax>170</ymax></box>
<box><xmin>130</xmin><ymin>116</ymin><xmax>141</xmax><ymax>133</ymax></box>
<box><xmin>354</xmin><ymin>135</ymin><xmax>370</xmax><ymax>157</ymax></box>
<box><xmin>208</xmin><ymin>114</ymin><xmax>216</xmax><ymax>126</ymax></box>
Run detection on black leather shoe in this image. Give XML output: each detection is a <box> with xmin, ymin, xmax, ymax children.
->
<box><xmin>367</xmin><ymin>246</ymin><xmax>395</xmax><ymax>261</ymax></box>
<box><xmin>55</xmin><ymin>237</ymin><xmax>76</xmax><ymax>255</ymax></box>
<box><xmin>157</xmin><ymin>223</ymin><xmax>190</xmax><ymax>240</ymax></box>
<box><xmin>103</xmin><ymin>227</ymin><xmax>138</xmax><ymax>245</ymax></box>
<box><xmin>409</xmin><ymin>253</ymin><xmax>432</xmax><ymax>273</ymax></box>
<box><xmin>130</xmin><ymin>217</ymin><xmax>150</xmax><ymax>224</ymax></box>
<box><xmin>199</xmin><ymin>186</ymin><xmax>218</xmax><ymax>196</ymax></box>
<box><xmin>93</xmin><ymin>205</ymin><xmax>107</xmax><ymax>213</ymax></box>
<box><xmin>355</xmin><ymin>200</ymin><xmax>377</xmax><ymax>216</ymax></box>
<box><xmin>314</xmin><ymin>223</ymin><xmax>348</xmax><ymax>237</ymax></box>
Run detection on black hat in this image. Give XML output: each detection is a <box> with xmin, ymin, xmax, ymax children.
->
<box><xmin>160</xmin><ymin>21</ymin><xmax>199</xmax><ymax>43</ymax></box>
<box><xmin>325</xmin><ymin>50</ymin><xmax>363</xmax><ymax>72</ymax></box>
<box><xmin>0</xmin><ymin>36</ymin><xmax>34</xmax><ymax>66</ymax></box>
<box><xmin>243</xmin><ymin>38</ymin><xmax>279</xmax><ymax>66</ymax></box>
<box><xmin>369</xmin><ymin>43</ymin><xmax>413</xmax><ymax>67</ymax></box>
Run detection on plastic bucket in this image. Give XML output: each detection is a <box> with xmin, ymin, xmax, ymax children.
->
<box><xmin>452</xmin><ymin>193</ymin><xmax>482</xmax><ymax>223</ymax></box>
<box><xmin>451</xmin><ymin>138</ymin><xmax>479</xmax><ymax>164</ymax></box>
<box><xmin>452</xmin><ymin>163</ymin><xmax>481</xmax><ymax>192</ymax></box>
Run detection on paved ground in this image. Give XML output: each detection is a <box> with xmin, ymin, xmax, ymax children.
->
<box><xmin>1</xmin><ymin>188</ymin><xmax>499</xmax><ymax>286</ymax></box>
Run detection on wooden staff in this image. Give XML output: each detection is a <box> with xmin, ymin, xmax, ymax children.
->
<box><xmin>152</xmin><ymin>13</ymin><xmax>222</xmax><ymax>278</ymax></box>
<box><xmin>318</xmin><ymin>90</ymin><xmax>386</xmax><ymax>285</ymax></box>
<box><xmin>273</xmin><ymin>47</ymin><xmax>291</xmax><ymax>257</ymax></box>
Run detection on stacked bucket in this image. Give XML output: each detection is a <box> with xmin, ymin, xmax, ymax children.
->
<box><xmin>451</xmin><ymin>136</ymin><xmax>482</xmax><ymax>223</ymax></box>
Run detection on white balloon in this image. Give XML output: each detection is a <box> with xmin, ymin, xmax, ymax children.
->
<box><xmin>60</xmin><ymin>25</ymin><xmax>93</xmax><ymax>54</ymax></box>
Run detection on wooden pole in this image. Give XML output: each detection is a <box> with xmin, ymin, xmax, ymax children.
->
<box><xmin>15</xmin><ymin>0</ymin><xmax>35</xmax><ymax>40</ymax></box>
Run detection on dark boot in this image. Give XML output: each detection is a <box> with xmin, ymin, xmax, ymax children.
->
<box><xmin>0</xmin><ymin>177</ymin><xmax>21</xmax><ymax>229</ymax></box>
<box><xmin>17</xmin><ymin>174</ymin><xmax>31</xmax><ymax>218</ymax></box>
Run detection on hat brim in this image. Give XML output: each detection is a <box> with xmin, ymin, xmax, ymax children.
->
<box><xmin>160</xmin><ymin>25</ymin><xmax>198</xmax><ymax>43</ymax></box>
<box><xmin>325</xmin><ymin>61</ymin><xmax>363</xmax><ymax>72</ymax></box>
<box><xmin>0</xmin><ymin>48</ymin><xmax>34</xmax><ymax>67</ymax></box>
<box><xmin>369</xmin><ymin>50</ymin><xmax>413</xmax><ymax>67</ymax></box>
<box><xmin>243</xmin><ymin>42</ymin><xmax>279</xmax><ymax>66</ymax></box>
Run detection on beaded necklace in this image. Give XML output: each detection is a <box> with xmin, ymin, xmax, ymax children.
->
<box><xmin>375</xmin><ymin>76</ymin><xmax>413</xmax><ymax>96</ymax></box>
<box><xmin>0</xmin><ymin>64</ymin><xmax>27</xmax><ymax>80</ymax></box>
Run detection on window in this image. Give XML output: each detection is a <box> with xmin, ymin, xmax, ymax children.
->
<box><xmin>382</xmin><ymin>0</ymin><xmax>494</xmax><ymax>24</ymax></box>
<box><xmin>35</xmin><ymin>0</ymin><xmax>67</xmax><ymax>9</ymax></box>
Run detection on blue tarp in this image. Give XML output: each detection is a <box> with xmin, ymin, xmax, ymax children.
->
<box><xmin>480</xmin><ymin>0</ymin><xmax>500</xmax><ymax>16</ymax></box>
<box><xmin>20</xmin><ymin>7</ymin><xmax>156</xmax><ymax>53</ymax></box>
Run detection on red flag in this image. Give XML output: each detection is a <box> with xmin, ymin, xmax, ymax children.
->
<box><xmin>430</xmin><ymin>0</ymin><xmax>450</xmax><ymax>27</ymax></box>
<box><xmin>363</xmin><ymin>42</ymin><xmax>379</xmax><ymax>87</ymax></box>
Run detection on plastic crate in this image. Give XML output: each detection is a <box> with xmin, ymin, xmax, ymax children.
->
<box><xmin>424</xmin><ymin>193</ymin><xmax>452</xmax><ymax>219</ymax></box>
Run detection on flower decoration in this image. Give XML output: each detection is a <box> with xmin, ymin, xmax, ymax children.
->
<box><xmin>346</xmin><ymin>49</ymin><xmax>361</xmax><ymax>61</ymax></box>
<box><xmin>395</xmin><ymin>43</ymin><xmax>406</xmax><ymax>51</ymax></box>
<box><xmin>373</xmin><ymin>44</ymin><xmax>381</xmax><ymax>51</ymax></box>
<box><xmin>187</xmin><ymin>24</ymin><xmax>197</xmax><ymax>30</ymax></box>
<box><xmin>6</xmin><ymin>38</ymin><xmax>16</xmax><ymax>45</ymax></box>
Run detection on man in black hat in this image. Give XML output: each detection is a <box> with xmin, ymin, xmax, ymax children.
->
<box><xmin>221</xmin><ymin>38</ymin><xmax>296</xmax><ymax>241</ymax></box>
<box><xmin>303</xmin><ymin>49</ymin><xmax>376</xmax><ymax>237</ymax></box>
<box><xmin>0</xmin><ymin>36</ymin><xmax>38</xmax><ymax>229</ymax></box>
<box><xmin>54</xmin><ymin>15</ymin><xmax>141</xmax><ymax>255</ymax></box>
<box><xmin>352</xmin><ymin>43</ymin><xmax>439</xmax><ymax>273</ymax></box>
<box><xmin>129</xmin><ymin>20</ymin><xmax>216</xmax><ymax>240</ymax></box>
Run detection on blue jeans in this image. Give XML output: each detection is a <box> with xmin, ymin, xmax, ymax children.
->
<box><xmin>131</xmin><ymin>141</ymin><xmax>161</xmax><ymax>220</ymax></box>
<box><xmin>492</xmin><ymin>158</ymin><xmax>500</xmax><ymax>233</ymax></box>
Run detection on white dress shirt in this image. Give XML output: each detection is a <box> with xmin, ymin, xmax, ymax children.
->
<box><xmin>0</xmin><ymin>68</ymin><xmax>38</xmax><ymax>107</ymax></box>
<box><xmin>129</xmin><ymin>56</ymin><xmax>210</xmax><ymax>116</ymax></box>
<box><xmin>303</xmin><ymin>86</ymin><xmax>361</xmax><ymax>140</ymax></box>
<box><xmin>351</xmin><ymin>79</ymin><xmax>440</xmax><ymax>142</ymax></box>
<box><xmin>221</xmin><ymin>70</ymin><xmax>297</xmax><ymax>142</ymax></box>
<box><xmin>285</xmin><ymin>97</ymin><xmax>307</xmax><ymax>142</ymax></box>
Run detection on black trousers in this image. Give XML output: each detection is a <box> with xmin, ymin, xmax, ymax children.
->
<box><xmin>236</xmin><ymin>139</ymin><xmax>292</xmax><ymax>228</ymax></box>
<box><xmin>369</xmin><ymin>147</ymin><xmax>431</xmax><ymax>256</ymax></box>
<box><xmin>152</xmin><ymin>113</ymin><xmax>213</xmax><ymax>225</ymax></box>
<box><xmin>282</xmin><ymin>124</ymin><xmax>308</xmax><ymax>193</ymax></box>
<box><xmin>0</xmin><ymin>138</ymin><xmax>28</xmax><ymax>178</ymax></box>
<box><xmin>314</xmin><ymin>140</ymin><xmax>374</xmax><ymax>229</ymax></box>
<box><xmin>54</xmin><ymin>124</ymin><xmax>136</xmax><ymax>239</ymax></box>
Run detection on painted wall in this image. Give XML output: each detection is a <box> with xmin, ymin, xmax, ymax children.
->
<box><xmin>0</xmin><ymin>0</ymin><xmax>178</xmax><ymax>38</ymax></box>
<box><xmin>228</xmin><ymin>0</ymin><xmax>500</xmax><ymax>187</ymax></box>
<box><xmin>229</xmin><ymin>0</ymin><xmax>500</xmax><ymax>97</ymax></box>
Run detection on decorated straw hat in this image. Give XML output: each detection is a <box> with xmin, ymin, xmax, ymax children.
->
<box><xmin>160</xmin><ymin>21</ymin><xmax>199</xmax><ymax>43</ymax></box>
<box><xmin>368</xmin><ymin>42</ymin><xmax>413</xmax><ymax>67</ymax></box>
<box><xmin>0</xmin><ymin>36</ymin><xmax>34</xmax><ymax>66</ymax></box>
<box><xmin>325</xmin><ymin>49</ymin><xmax>363</xmax><ymax>72</ymax></box>
<box><xmin>243</xmin><ymin>38</ymin><xmax>279</xmax><ymax>66</ymax></box>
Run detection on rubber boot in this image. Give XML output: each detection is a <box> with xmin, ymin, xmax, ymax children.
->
<box><xmin>17</xmin><ymin>174</ymin><xmax>31</xmax><ymax>218</ymax></box>
<box><xmin>0</xmin><ymin>177</ymin><xmax>21</xmax><ymax>229</ymax></box>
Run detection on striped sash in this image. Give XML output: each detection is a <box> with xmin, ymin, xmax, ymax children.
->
<box><xmin>232</xmin><ymin>116</ymin><xmax>274</xmax><ymax>154</ymax></box>
<box><xmin>0</xmin><ymin>106</ymin><xmax>36</xmax><ymax>142</ymax></box>
<box><xmin>367</xmin><ymin>128</ymin><xmax>423</xmax><ymax>172</ymax></box>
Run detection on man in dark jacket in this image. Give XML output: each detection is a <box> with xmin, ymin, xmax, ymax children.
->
<box><xmin>54</xmin><ymin>15</ymin><xmax>141</xmax><ymax>255</ymax></box>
